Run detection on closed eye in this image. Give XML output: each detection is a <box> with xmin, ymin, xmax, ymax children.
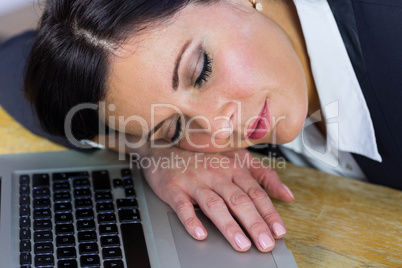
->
<box><xmin>170</xmin><ymin>117</ymin><xmax>183</xmax><ymax>144</ymax></box>
<box><xmin>194</xmin><ymin>51</ymin><xmax>212</xmax><ymax>88</ymax></box>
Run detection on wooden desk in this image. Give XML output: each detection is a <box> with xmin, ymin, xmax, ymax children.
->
<box><xmin>0</xmin><ymin>106</ymin><xmax>65</xmax><ymax>153</ymax></box>
<box><xmin>274</xmin><ymin>163</ymin><xmax>401</xmax><ymax>267</ymax></box>
<box><xmin>1</xmin><ymin>106</ymin><xmax>401</xmax><ymax>267</ymax></box>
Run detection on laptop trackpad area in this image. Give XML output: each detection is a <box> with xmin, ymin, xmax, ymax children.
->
<box><xmin>167</xmin><ymin>210</ymin><xmax>279</xmax><ymax>268</ymax></box>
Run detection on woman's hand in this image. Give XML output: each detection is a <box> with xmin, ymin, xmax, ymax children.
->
<box><xmin>141</xmin><ymin>146</ymin><xmax>294</xmax><ymax>252</ymax></box>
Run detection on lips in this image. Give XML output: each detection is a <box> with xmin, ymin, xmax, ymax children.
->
<box><xmin>245</xmin><ymin>99</ymin><xmax>270</xmax><ymax>140</ymax></box>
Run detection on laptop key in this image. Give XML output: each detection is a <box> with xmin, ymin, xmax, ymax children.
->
<box><xmin>54</xmin><ymin>203</ymin><xmax>72</xmax><ymax>213</ymax></box>
<box><xmin>54</xmin><ymin>192</ymin><xmax>71</xmax><ymax>202</ymax></box>
<box><xmin>73</xmin><ymin>178</ymin><xmax>90</xmax><ymax>188</ymax></box>
<box><xmin>102</xmin><ymin>247</ymin><xmax>122</xmax><ymax>260</ymax></box>
<box><xmin>120</xmin><ymin>223</ymin><xmax>151</xmax><ymax>268</ymax></box>
<box><xmin>20</xmin><ymin>195</ymin><xmax>30</xmax><ymax>206</ymax></box>
<box><xmin>100</xmin><ymin>236</ymin><xmax>120</xmax><ymax>247</ymax></box>
<box><xmin>99</xmin><ymin>224</ymin><xmax>118</xmax><ymax>236</ymax></box>
<box><xmin>113</xmin><ymin>179</ymin><xmax>123</xmax><ymax>188</ymax></box>
<box><xmin>104</xmin><ymin>260</ymin><xmax>124</xmax><ymax>268</ymax></box>
<box><xmin>95</xmin><ymin>192</ymin><xmax>113</xmax><ymax>202</ymax></box>
<box><xmin>75</xmin><ymin>198</ymin><xmax>93</xmax><ymax>208</ymax></box>
<box><xmin>121</xmin><ymin>169</ymin><xmax>132</xmax><ymax>179</ymax></box>
<box><xmin>33</xmin><ymin>219</ymin><xmax>52</xmax><ymax>231</ymax></box>
<box><xmin>80</xmin><ymin>255</ymin><xmax>100</xmax><ymax>267</ymax></box>
<box><xmin>56</xmin><ymin>235</ymin><xmax>75</xmax><ymax>247</ymax></box>
<box><xmin>33</xmin><ymin>231</ymin><xmax>53</xmax><ymax>242</ymax></box>
<box><xmin>118</xmin><ymin>209</ymin><xmax>140</xmax><ymax>223</ymax></box>
<box><xmin>74</xmin><ymin>188</ymin><xmax>92</xmax><ymax>198</ymax></box>
<box><xmin>96</xmin><ymin>202</ymin><xmax>114</xmax><ymax>212</ymax></box>
<box><xmin>123</xmin><ymin>178</ymin><xmax>134</xmax><ymax>188</ymax></box>
<box><xmin>92</xmin><ymin>170</ymin><xmax>111</xmax><ymax>192</ymax></box>
<box><xmin>55</xmin><ymin>212</ymin><xmax>73</xmax><ymax>224</ymax></box>
<box><xmin>125</xmin><ymin>188</ymin><xmax>136</xmax><ymax>198</ymax></box>
<box><xmin>52</xmin><ymin>173</ymin><xmax>68</xmax><ymax>182</ymax></box>
<box><xmin>34</xmin><ymin>254</ymin><xmax>54</xmax><ymax>267</ymax></box>
<box><xmin>20</xmin><ymin>217</ymin><xmax>30</xmax><ymax>228</ymax></box>
<box><xmin>20</xmin><ymin>206</ymin><xmax>30</xmax><ymax>217</ymax></box>
<box><xmin>76</xmin><ymin>209</ymin><xmax>94</xmax><ymax>219</ymax></box>
<box><xmin>117</xmin><ymin>198</ymin><xmax>137</xmax><ymax>209</ymax></box>
<box><xmin>20</xmin><ymin>175</ymin><xmax>30</xmax><ymax>185</ymax></box>
<box><xmin>33</xmin><ymin>198</ymin><xmax>50</xmax><ymax>209</ymax></box>
<box><xmin>77</xmin><ymin>219</ymin><xmax>96</xmax><ymax>231</ymax></box>
<box><xmin>34</xmin><ymin>242</ymin><xmax>54</xmax><ymax>254</ymax></box>
<box><xmin>20</xmin><ymin>240</ymin><xmax>31</xmax><ymax>252</ymax></box>
<box><xmin>53</xmin><ymin>171</ymin><xmax>89</xmax><ymax>182</ymax></box>
<box><xmin>32</xmin><ymin>174</ymin><xmax>49</xmax><ymax>188</ymax></box>
<box><xmin>20</xmin><ymin>185</ymin><xmax>30</xmax><ymax>195</ymax></box>
<box><xmin>98</xmin><ymin>213</ymin><xmax>116</xmax><ymax>224</ymax></box>
<box><xmin>57</xmin><ymin>247</ymin><xmax>77</xmax><ymax>259</ymax></box>
<box><xmin>20</xmin><ymin>253</ymin><xmax>32</xmax><ymax>265</ymax></box>
<box><xmin>79</xmin><ymin>243</ymin><xmax>99</xmax><ymax>255</ymax></box>
<box><xmin>34</xmin><ymin>209</ymin><xmax>52</xmax><ymax>220</ymax></box>
<box><xmin>78</xmin><ymin>231</ymin><xmax>97</xmax><ymax>243</ymax></box>
<box><xmin>56</xmin><ymin>224</ymin><xmax>74</xmax><ymax>235</ymax></box>
<box><xmin>32</xmin><ymin>188</ymin><xmax>50</xmax><ymax>198</ymax></box>
<box><xmin>53</xmin><ymin>182</ymin><xmax>70</xmax><ymax>192</ymax></box>
<box><xmin>58</xmin><ymin>259</ymin><xmax>78</xmax><ymax>268</ymax></box>
<box><xmin>20</xmin><ymin>228</ymin><xmax>31</xmax><ymax>240</ymax></box>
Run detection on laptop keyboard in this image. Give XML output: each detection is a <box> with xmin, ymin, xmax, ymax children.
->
<box><xmin>18</xmin><ymin>169</ymin><xmax>151</xmax><ymax>268</ymax></box>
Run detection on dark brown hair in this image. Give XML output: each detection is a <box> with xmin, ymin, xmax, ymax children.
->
<box><xmin>25</xmin><ymin>0</ymin><xmax>218</xmax><ymax>140</ymax></box>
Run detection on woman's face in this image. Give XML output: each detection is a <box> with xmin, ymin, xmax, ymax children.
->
<box><xmin>105</xmin><ymin>0</ymin><xmax>308</xmax><ymax>153</ymax></box>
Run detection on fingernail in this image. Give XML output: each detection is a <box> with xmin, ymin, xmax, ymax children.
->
<box><xmin>283</xmin><ymin>184</ymin><xmax>294</xmax><ymax>199</ymax></box>
<box><xmin>194</xmin><ymin>227</ymin><xmax>206</xmax><ymax>238</ymax></box>
<box><xmin>258</xmin><ymin>234</ymin><xmax>274</xmax><ymax>250</ymax></box>
<box><xmin>234</xmin><ymin>233</ymin><xmax>251</xmax><ymax>249</ymax></box>
<box><xmin>272</xmin><ymin>223</ymin><xmax>286</xmax><ymax>237</ymax></box>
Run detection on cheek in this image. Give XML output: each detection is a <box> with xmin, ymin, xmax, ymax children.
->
<box><xmin>256</xmin><ymin>31</ymin><xmax>308</xmax><ymax>143</ymax></box>
<box><xmin>268</xmin><ymin>69</ymin><xmax>308</xmax><ymax>144</ymax></box>
<box><xmin>211</xmin><ymin>42</ymin><xmax>263</xmax><ymax>99</ymax></box>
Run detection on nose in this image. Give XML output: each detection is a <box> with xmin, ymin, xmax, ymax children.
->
<box><xmin>190</xmin><ymin>101</ymin><xmax>239</xmax><ymax>140</ymax></box>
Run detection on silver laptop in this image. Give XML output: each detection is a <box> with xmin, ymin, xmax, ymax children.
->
<box><xmin>0</xmin><ymin>149</ymin><xmax>297</xmax><ymax>267</ymax></box>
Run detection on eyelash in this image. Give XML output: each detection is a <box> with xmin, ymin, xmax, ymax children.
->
<box><xmin>170</xmin><ymin>51</ymin><xmax>211</xmax><ymax>143</ymax></box>
<box><xmin>194</xmin><ymin>51</ymin><xmax>212</xmax><ymax>87</ymax></box>
<box><xmin>170</xmin><ymin>118</ymin><xmax>183</xmax><ymax>144</ymax></box>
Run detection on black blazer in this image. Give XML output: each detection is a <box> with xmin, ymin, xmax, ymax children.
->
<box><xmin>1</xmin><ymin>0</ymin><xmax>401</xmax><ymax>189</ymax></box>
<box><xmin>328</xmin><ymin>0</ymin><xmax>402</xmax><ymax>189</ymax></box>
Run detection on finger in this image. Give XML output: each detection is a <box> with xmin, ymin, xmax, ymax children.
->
<box><xmin>242</xmin><ymin>151</ymin><xmax>295</xmax><ymax>202</ymax></box>
<box><xmin>212</xmin><ymin>180</ymin><xmax>276</xmax><ymax>252</ymax></box>
<box><xmin>166</xmin><ymin>186</ymin><xmax>208</xmax><ymax>240</ymax></box>
<box><xmin>233</xmin><ymin>175</ymin><xmax>287</xmax><ymax>240</ymax></box>
<box><xmin>252</xmin><ymin>165</ymin><xmax>294</xmax><ymax>202</ymax></box>
<box><xmin>191</xmin><ymin>187</ymin><xmax>252</xmax><ymax>252</ymax></box>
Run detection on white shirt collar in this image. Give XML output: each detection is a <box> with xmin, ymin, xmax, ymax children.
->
<box><xmin>290</xmin><ymin>0</ymin><xmax>382</xmax><ymax>162</ymax></box>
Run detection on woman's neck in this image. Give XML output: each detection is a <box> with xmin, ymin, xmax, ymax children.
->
<box><xmin>260</xmin><ymin>0</ymin><xmax>326</xmax><ymax>134</ymax></box>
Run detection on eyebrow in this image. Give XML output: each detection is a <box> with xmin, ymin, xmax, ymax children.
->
<box><xmin>172</xmin><ymin>39</ymin><xmax>192</xmax><ymax>90</ymax></box>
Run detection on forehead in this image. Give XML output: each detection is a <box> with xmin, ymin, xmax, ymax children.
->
<box><xmin>107</xmin><ymin>4</ymin><xmax>198</xmax><ymax>99</ymax></box>
<box><xmin>107</xmin><ymin>2</ymin><xmax>245</xmax><ymax>97</ymax></box>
